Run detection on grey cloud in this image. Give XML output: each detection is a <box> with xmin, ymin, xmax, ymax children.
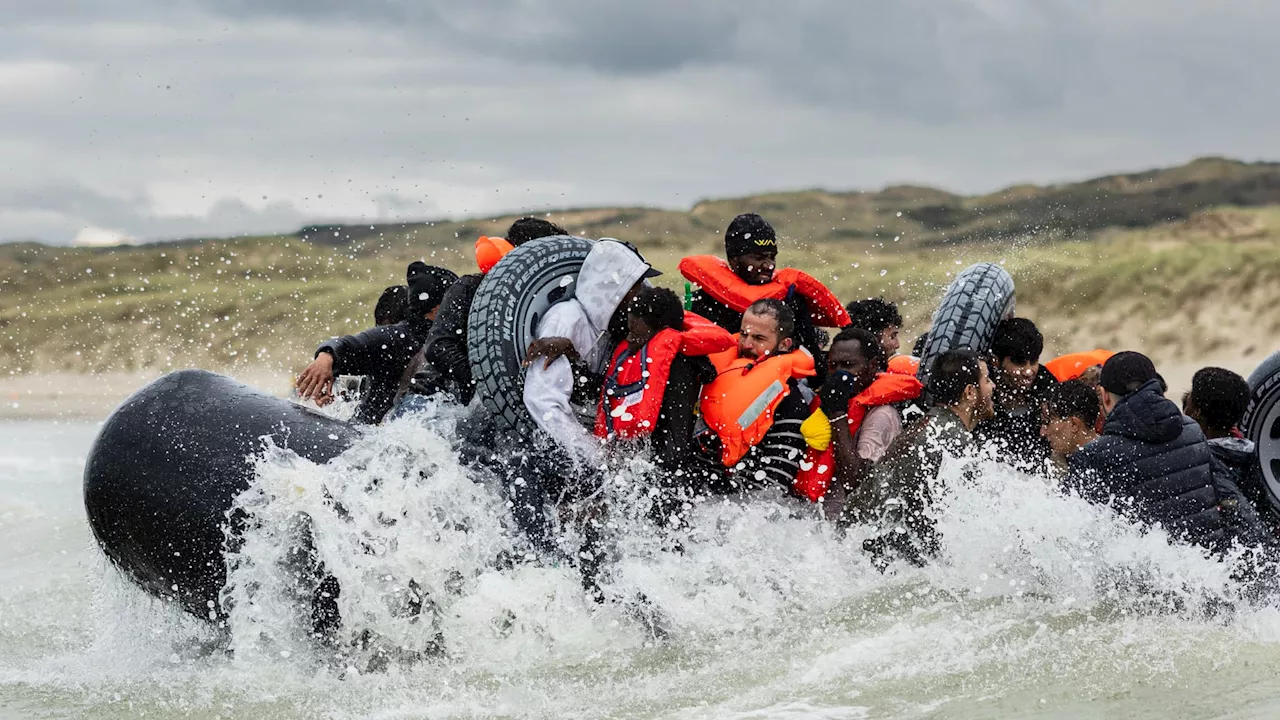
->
<box><xmin>179</xmin><ymin>0</ymin><xmax>1280</xmax><ymax>124</ymax></box>
<box><xmin>0</xmin><ymin>183</ymin><xmax>313</xmax><ymax>243</ymax></box>
<box><xmin>3</xmin><ymin>0</ymin><xmax>1280</xmax><ymax>244</ymax></box>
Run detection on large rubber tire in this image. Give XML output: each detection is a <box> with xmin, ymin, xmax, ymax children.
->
<box><xmin>1241</xmin><ymin>350</ymin><xmax>1280</xmax><ymax>513</ymax></box>
<box><xmin>916</xmin><ymin>262</ymin><xmax>1016</xmax><ymax>386</ymax></box>
<box><xmin>83</xmin><ymin>369</ymin><xmax>359</xmax><ymax>619</ymax></box>
<box><xmin>467</xmin><ymin>235</ymin><xmax>596</xmax><ymax>434</ymax></box>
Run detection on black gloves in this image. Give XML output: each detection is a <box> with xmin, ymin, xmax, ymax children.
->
<box><xmin>820</xmin><ymin>370</ymin><xmax>860</xmax><ymax>417</ymax></box>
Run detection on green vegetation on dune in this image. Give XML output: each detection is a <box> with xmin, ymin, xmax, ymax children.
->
<box><xmin>4</xmin><ymin>157</ymin><xmax>1280</xmax><ymax>379</ymax></box>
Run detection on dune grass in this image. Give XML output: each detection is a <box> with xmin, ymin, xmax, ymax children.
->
<box><xmin>3</xmin><ymin>204</ymin><xmax>1280</xmax><ymax>385</ymax></box>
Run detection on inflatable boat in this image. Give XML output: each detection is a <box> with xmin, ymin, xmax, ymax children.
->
<box><xmin>93</xmin><ymin>243</ymin><xmax>1271</xmax><ymax>630</ymax></box>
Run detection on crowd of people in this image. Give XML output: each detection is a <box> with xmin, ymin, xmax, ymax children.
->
<box><xmin>294</xmin><ymin>213</ymin><xmax>1279</xmax><ymax>597</ymax></box>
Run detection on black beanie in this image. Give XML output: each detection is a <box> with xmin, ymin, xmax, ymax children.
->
<box><xmin>405</xmin><ymin>262</ymin><xmax>458</xmax><ymax>317</ymax></box>
<box><xmin>724</xmin><ymin>213</ymin><xmax>777</xmax><ymax>258</ymax></box>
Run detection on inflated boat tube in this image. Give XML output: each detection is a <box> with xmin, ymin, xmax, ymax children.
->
<box><xmin>917</xmin><ymin>262</ymin><xmax>1016</xmax><ymax>386</ymax></box>
<box><xmin>1242</xmin><ymin>350</ymin><xmax>1280</xmax><ymax>513</ymax></box>
<box><xmin>467</xmin><ymin>235</ymin><xmax>596</xmax><ymax>434</ymax></box>
<box><xmin>83</xmin><ymin>369</ymin><xmax>359</xmax><ymax>619</ymax></box>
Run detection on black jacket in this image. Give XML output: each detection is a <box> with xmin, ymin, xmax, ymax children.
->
<box><xmin>402</xmin><ymin>274</ymin><xmax>482</xmax><ymax>405</ymax></box>
<box><xmin>690</xmin><ymin>289</ymin><xmax>745</xmax><ymax>337</ymax></box>
<box><xmin>317</xmin><ymin>316</ymin><xmax>433</xmax><ymax>424</ymax></box>
<box><xmin>1208</xmin><ymin>437</ymin><xmax>1279</xmax><ymax>539</ymax></box>
<box><xmin>1067</xmin><ymin>379</ymin><xmax>1227</xmax><ymax>549</ymax></box>
<box><xmin>976</xmin><ymin>365</ymin><xmax>1059</xmax><ymax>468</ymax></box>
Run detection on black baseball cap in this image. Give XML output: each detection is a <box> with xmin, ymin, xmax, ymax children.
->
<box><xmin>1099</xmin><ymin>351</ymin><xmax>1164</xmax><ymax>395</ymax></box>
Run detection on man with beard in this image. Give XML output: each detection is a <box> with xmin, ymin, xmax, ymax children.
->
<box><xmin>845</xmin><ymin>349</ymin><xmax>996</xmax><ymax>567</ymax></box>
<box><xmin>678</xmin><ymin>213</ymin><xmax>848</xmax><ymax>360</ymax></box>
<box><xmin>691</xmin><ymin>298</ymin><xmax>816</xmax><ymax>494</ymax></box>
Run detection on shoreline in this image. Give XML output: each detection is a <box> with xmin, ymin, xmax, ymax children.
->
<box><xmin>0</xmin><ymin>369</ymin><xmax>296</xmax><ymax>421</ymax></box>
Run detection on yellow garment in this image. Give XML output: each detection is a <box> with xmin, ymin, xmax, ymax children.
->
<box><xmin>800</xmin><ymin>407</ymin><xmax>833</xmax><ymax>451</ymax></box>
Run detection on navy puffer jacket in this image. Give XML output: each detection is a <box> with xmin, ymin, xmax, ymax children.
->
<box><xmin>1067</xmin><ymin>379</ymin><xmax>1226</xmax><ymax>548</ymax></box>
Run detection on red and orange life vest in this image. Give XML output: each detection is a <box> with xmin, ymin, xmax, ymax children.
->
<box><xmin>699</xmin><ymin>344</ymin><xmax>816</xmax><ymax>467</ymax></box>
<box><xmin>678</xmin><ymin>255</ymin><xmax>851</xmax><ymax>328</ymax></box>
<box><xmin>594</xmin><ymin>313</ymin><xmax>733</xmax><ymax>440</ymax></box>
<box><xmin>793</xmin><ymin>371</ymin><xmax>923</xmax><ymax>503</ymax></box>
<box><xmin>475</xmin><ymin>236</ymin><xmax>515</xmax><ymax>274</ymax></box>
<box><xmin>1044</xmin><ymin>349</ymin><xmax>1113</xmax><ymax>383</ymax></box>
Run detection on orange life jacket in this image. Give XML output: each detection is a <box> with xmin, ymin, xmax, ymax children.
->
<box><xmin>887</xmin><ymin>354</ymin><xmax>921</xmax><ymax>376</ymax></box>
<box><xmin>793</xmin><ymin>372</ymin><xmax>924</xmax><ymax>502</ymax></box>
<box><xmin>475</xmin><ymin>236</ymin><xmax>515</xmax><ymax>274</ymax></box>
<box><xmin>1044</xmin><ymin>349</ymin><xmax>1113</xmax><ymax>383</ymax></box>
<box><xmin>594</xmin><ymin>313</ymin><xmax>734</xmax><ymax>440</ymax></box>
<box><xmin>678</xmin><ymin>255</ymin><xmax>851</xmax><ymax>328</ymax></box>
<box><xmin>699</xmin><ymin>344</ymin><xmax>815</xmax><ymax>467</ymax></box>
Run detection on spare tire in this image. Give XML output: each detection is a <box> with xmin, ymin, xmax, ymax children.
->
<box><xmin>917</xmin><ymin>262</ymin><xmax>1016</xmax><ymax>386</ymax></box>
<box><xmin>467</xmin><ymin>235</ymin><xmax>596</xmax><ymax>434</ymax></box>
<box><xmin>1241</xmin><ymin>350</ymin><xmax>1280</xmax><ymax>513</ymax></box>
<box><xmin>83</xmin><ymin>369</ymin><xmax>359</xmax><ymax>619</ymax></box>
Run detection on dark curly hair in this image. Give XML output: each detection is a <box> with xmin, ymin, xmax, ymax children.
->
<box><xmin>1047</xmin><ymin>379</ymin><xmax>1101</xmax><ymax>427</ymax></box>
<box><xmin>845</xmin><ymin>297</ymin><xmax>902</xmax><ymax>334</ymax></box>
<box><xmin>1187</xmin><ymin>366</ymin><xmax>1250</xmax><ymax>433</ymax></box>
<box><xmin>746</xmin><ymin>298</ymin><xmax>796</xmax><ymax>342</ymax></box>
<box><xmin>629</xmin><ymin>286</ymin><xmax>684</xmax><ymax>333</ymax></box>
<box><xmin>506</xmin><ymin>217</ymin><xmax>568</xmax><ymax>246</ymax></box>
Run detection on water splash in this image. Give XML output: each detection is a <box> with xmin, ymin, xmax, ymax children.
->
<box><xmin>10</xmin><ymin>417</ymin><xmax>1280</xmax><ymax>719</ymax></box>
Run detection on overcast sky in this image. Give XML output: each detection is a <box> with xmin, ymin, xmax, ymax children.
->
<box><xmin>3</xmin><ymin>1</ymin><xmax>1277</xmax><ymax>245</ymax></box>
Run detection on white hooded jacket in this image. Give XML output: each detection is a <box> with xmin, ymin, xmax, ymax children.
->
<box><xmin>522</xmin><ymin>240</ymin><xmax>653</xmax><ymax>465</ymax></box>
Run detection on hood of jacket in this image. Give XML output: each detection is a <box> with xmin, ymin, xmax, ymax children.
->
<box><xmin>1103</xmin><ymin>378</ymin><xmax>1185</xmax><ymax>445</ymax></box>
<box><xmin>1208</xmin><ymin>435</ymin><xmax>1257</xmax><ymax>466</ymax></box>
<box><xmin>573</xmin><ymin>239</ymin><xmax>652</xmax><ymax>336</ymax></box>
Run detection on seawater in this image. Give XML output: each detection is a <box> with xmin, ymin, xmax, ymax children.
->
<box><xmin>4</xmin><ymin>412</ymin><xmax>1280</xmax><ymax>720</ymax></box>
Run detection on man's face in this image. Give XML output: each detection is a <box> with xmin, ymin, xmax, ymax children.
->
<box><xmin>975</xmin><ymin>360</ymin><xmax>996</xmax><ymax>420</ymax></box>
<box><xmin>728</xmin><ymin>250</ymin><xmax>777</xmax><ymax>286</ymax></box>
<box><xmin>879</xmin><ymin>325</ymin><xmax>901</xmax><ymax>356</ymax></box>
<box><xmin>1101</xmin><ymin>388</ymin><xmax>1119</xmax><ymax>416</ymax></box>
<box><xmin>828</xmin><ymin>339</ymin><xmax>878</xmax><ymax>395</ymax></box>
<box><xmin>1042</xmin><ymin>414</ymin><xmax>1086</xmax><ymax>457</ymax></box>
<box><xmin>739</xmin><ymin>310</ymin><xmax>790</xmax><ymax>360</ymax></box>
<box><xmin>609</xmin><ymin>280</ymin><xmax>646</xmax><ymax>337</ymax></box>
<box><xmin>626</xmin><ymin>314</ymin><xmax>657</xmax><ymax>347</ymax></box>
<box><xmin>998</xmin><ymin>356</ymin><xmax>1039</xmax><ymax>393</ymax></box>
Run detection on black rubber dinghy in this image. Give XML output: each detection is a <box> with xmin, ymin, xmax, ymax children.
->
<box><xmin>1242</xmin><ymin>350</ymin><xmax>1280</xmax><ymax>513</ymax></box>
<box><xmin>916</xmin><ymin>262</ymin><xmax>1016</xmax><ymax>385</ymax></box>
<box><xmin>83</xmin><ymin>369</ymin><xmax>359</xmax><ymax>619</ymax></box>
<box><xmin>467</xmin><ymin>235</ymin><xmax>596</xmax><ymax>434</ymax></box>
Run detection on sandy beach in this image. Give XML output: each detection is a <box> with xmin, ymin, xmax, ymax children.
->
<box><xmin>0</xmin><ymin>368</ymin><xmax>296</xmax><ymax>421</ymax></box>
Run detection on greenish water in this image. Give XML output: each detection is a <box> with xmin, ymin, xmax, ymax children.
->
<box><xmin>3</xmin><ymin>418</ymin><xmax>1280</xmax><ymax>719</ymax></box>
